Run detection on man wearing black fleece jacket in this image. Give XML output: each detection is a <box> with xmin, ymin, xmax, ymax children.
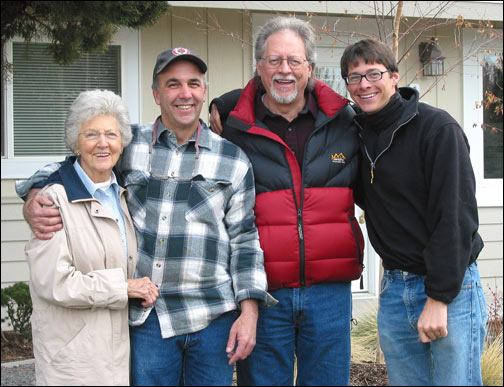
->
<box><xmin>340</xmin><ymin>39</ymin><xmax>486</xmax><ymax>386</ymax></box>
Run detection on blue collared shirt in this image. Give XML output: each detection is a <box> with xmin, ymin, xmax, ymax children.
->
<box><xmin>73</xmin><ymin>160</ymin><xmax>127</xmax><ymax>255</ymax></box>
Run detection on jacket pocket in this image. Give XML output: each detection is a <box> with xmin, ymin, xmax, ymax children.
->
<box><xmin>348</xmin><ymin>214</ymin><xmax>364</xmax><ymax>265</ymax></box>
<box><xmin>185</xmin><ymin>179</ymin><xmax>232</xmax><ymax>225</ymax></box>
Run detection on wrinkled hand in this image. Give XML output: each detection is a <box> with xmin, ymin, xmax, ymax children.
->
<box><xmin>226</xmin><ymin>300</ymin><xmax>258</xmax><ymax>365</ymax></box>
<box><xmin>417</xmin><ymin>297</ymin><xmax>448</xmax><ymax>343</ymax></box>
<box><xmin>126</xmin><ymin>277</ymin><xmax>159</xmax><ymax>307</ymax></box>
<box><xmin>24</xmin><ymin>189</ymin><xmax>63</xmax><ymax>240</ymax></box>
<box><xmin>209</xmin><ymin>103</ymin><xmax>223</xmax><ymax>135</ymax></box>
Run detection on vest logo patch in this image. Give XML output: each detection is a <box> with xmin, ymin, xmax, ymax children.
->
<box><xmin>331</xmin><ymin>152</ymin><xmax>346</xmax><ymax>164</ymax></box>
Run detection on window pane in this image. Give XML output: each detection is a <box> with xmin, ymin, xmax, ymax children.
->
<box><xmin>482</xmin><ymin>55</ymin><xmax>503</xmax><ymax>179</ymax></box>
<box><xmin>12</xmin><ymin>42</ymin><xmax>121</xmax><ymax>156</ymax></box>
<box><xmin>313</xmin><ymin>66</ymin><xmax>347</xmax><ymax>97</ymax></box>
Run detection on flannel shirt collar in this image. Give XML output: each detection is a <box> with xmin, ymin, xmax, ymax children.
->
<box><xmin>155</xmin><ymin>117</ymin><xmax>212</xmax><ymax>151</ymax></box>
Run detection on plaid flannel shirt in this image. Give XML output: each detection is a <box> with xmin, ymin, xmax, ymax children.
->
<box><xmin>16</xmin><ymin>119</ymin><xmax>276</xmax><ymax>339</ymax></box>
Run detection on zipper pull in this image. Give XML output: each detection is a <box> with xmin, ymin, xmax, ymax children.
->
<box><xmin>297</xmin><ymin>209</ymin><xmax>304</xmax><ymax>241</ymax></box>
<box><xmin>370</xmin><ymin>163</ymin><xmax>375</xmax><ymax>184</ymax></box>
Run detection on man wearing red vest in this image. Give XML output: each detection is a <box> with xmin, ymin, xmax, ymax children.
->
<box><xmin>210</xmin><ymin>16</ymin><xmax>364</xmax><ymax>386</ymax></box>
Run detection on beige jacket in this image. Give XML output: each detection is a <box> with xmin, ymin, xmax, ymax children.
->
<box><xmin>25</xmin><ymin>180</ymin><xmax>138</xmax><ymax>386</ymax></box>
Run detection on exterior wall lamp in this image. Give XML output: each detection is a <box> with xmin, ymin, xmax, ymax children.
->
<box><xmin>419</xmin><ymin>38</ymin><xmax>446</xmax><ymax>76</ymax></box>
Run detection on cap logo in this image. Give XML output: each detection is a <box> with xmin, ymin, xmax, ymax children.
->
<box><xmin>172</xmin><ymin>48</ymin><xmax>190</xmax><ymax>56</ymax></box>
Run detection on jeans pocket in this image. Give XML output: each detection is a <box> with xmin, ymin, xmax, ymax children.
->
<box><xmin>476</xmin><ymin>281</ymin><xmax>488</xmax><ymax>326</ymax></box>
<box><xmin>380</xmin><ymin>274</ymin><xmax>391</xmax><ymax>295</ymax></box>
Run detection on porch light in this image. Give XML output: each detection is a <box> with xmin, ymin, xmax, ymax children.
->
<box><xmin>419</xmin><ymin>38</ymin><xmax>445</xmax><ymax>76</ymax></box>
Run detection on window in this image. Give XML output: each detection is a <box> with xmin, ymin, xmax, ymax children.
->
<box><xmin>313</xmin><ymin>65</ymin><xmax>347</xmax><ymax>97</ymax></box>
<box><xmin>462</xmin><ymin>29</ymin><xmax>503</xmax><ymax>206</ymax></box>
<box><xmin>2</xmin><ymin>29</ymin><xmax>140</xmax><ymax>179</ymax></box>
<box><xmin>10</xmin><ymin>42</ymin><xmax>121</xmax><ymax>157</ymax></box>
<box><xmin>482</xmin><ymin>55</ymin><xmax>503</xmax><ymax>179</ymax></box>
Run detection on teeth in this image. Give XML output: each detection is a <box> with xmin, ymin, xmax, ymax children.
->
<box><xmin>178</xmin><ymin>105</ymin><xmax>192</xmax><ymax>110</ymax></box>
<box><xmin>360</xmin><ymin>94</ymin><xmax>376</xmax><ymax>99</ymax></box>
<box><xmin>95</xmin><ymin>153</ymin><xmax>109</xmax><ymax>157</ymax></box>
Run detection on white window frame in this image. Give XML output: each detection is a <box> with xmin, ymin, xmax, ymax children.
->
<box><xmin>462</xmin><ymin>28</ymin><xmax>503</xmax><ymax>207</ymax></box>
<box><xmin>1</xmin><ymin>28</ymin><xmax>140</xmax><ymax>179</ymax></box>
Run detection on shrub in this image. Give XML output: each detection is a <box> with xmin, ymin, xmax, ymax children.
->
<box><xmin>351</xmin><ymin>306</ymin><xmax>381</xmax><ymax>363</ymax></box>
<box><xmin>482</xmin><ymin>286</ymin><xmax>503</xmax><ymax>386</ymax></box>
<box><xmin>1</xmin><ymin>282</ymin><xmax>32</xmax><ymax>343</ymax></box>
<box><xmin>482</xmin><ymin>331</ymin><xmax>503</xmax><ymax>386</ymax></box>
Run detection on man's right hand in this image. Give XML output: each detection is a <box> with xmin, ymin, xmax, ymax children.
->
<box><xmin>24</xmin><ymin>188</ymin><xmax>63</xmax><ymax>240</ymax></box>
<box><xmin>209</xmin><ymin>103</ymin><xmax>223</xmax><ymax>135</ymax></box>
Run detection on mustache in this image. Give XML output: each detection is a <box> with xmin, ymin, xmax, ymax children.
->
<box><xmin>272</xmin><ymin>75</ymin><xmax>296</xmax><ymax>82</ymax></box>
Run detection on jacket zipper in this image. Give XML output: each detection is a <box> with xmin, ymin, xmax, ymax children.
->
<box><xmin>296</xmin><ymin>110</ymin><xmax>346</xmax><ymax>287</ymax></box>
<box><xmin>297</xmin><ymin>208</ymin><xmax>305</xmax><ymax>286</ymax></box>
<box><xmin>357</xmin><ymin>113</ymin><xmax>417</xmax><ymax>184</ymax></box>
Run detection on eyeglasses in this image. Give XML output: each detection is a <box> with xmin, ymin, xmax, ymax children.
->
<box><xmin>344</xmin><ymin>70</ymin><xmax>392</xmax><ymax>85</ymax></box>
<box><xmin>79</xmin><ymin>130</ymin><xmax>121</xmax><ymax>142</ymax></box>
<box><xmin>261</xmin><ymin>55</ymin><xmax>308</xmax><ymax>69</ymax></box>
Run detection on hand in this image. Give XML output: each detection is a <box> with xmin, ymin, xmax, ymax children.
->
<box><xmin>209</xmin><ymin>103</ymin><xmax>223</xmax><ymax>135</ymax></box>
<box><xmin>417</xmin><ymin>297</ymin><xmax>448</xmax><ymax>343</ymax></box>
<box><xmin>226</xmin><ymin>300</ymin><xmax>259</xmax><ymax>365</ymax></box>
<box><xmin>24</xmin><ymin>189</ymin><xmax>63</xmax><ymax>240</ymax></box>
<box><xmin>126</xmin><ymin>277</ymin><xmax>159</xmax><ymax>307</ymax></box>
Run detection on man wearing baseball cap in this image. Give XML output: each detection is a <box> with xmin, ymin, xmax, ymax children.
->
<box><xmin>17</xmin><ymin>48</ymin><xmax>276</xmax><ymax>386</ymax></box>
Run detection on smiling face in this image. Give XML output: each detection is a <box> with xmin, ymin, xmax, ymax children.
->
<box><xmin>346</xmin><ymin>60</ymin><xmax>399</xmax><ymax>114</ymax></box>
<box><xmin>257</xmin><ymin>29</ymin><xmax>312</xmax><ymax>112</ymax></box>
<box><xmin>153</xmin><ymin>60</ymin><xmax>206</xmax><ymax>140</ymax></box>
<box><xmin>76</xmin><ymin>114</ymin><xmax>122</xmax><ymax>183</ymax></box>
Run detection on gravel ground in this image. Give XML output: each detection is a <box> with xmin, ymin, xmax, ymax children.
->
<box><xmin>1</xmin><ymin>362</ymin><xmax>36</xmax><ymax>386</ymax></box>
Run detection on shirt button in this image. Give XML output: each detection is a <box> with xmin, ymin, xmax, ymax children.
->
<box><xmin>170</xmin><ymin>171</ymin><xmax>175</xmax><ymax>177</ymax></box>
<box><xmin>128</xmin><ymin>256</ymin><xmax>133</xmax><ymax>260</ymax></box>
<box><xmin>288</xmin><ymin>127</ymin><xmax>292</xmax><ymax>132</ymax></box>
<box><xmin>158</xmin><ymin>238</ymin><xmax>164</xmax><ymax>244</ymax></box>
<box><xmin>162</xmin><ymin>216</ymin><xmax>167</xmax><ymax>221</ymax></box>
<box><xmin>165</xmin><ymin>192</ymin><xmax>171</xmax><ymax>198</ymax></box>
<box><xmin>95</xmin><ymin>209</ymin><xmax>99</xmax><ymax>214</ymax></box>
<box><xmin>176</xmin><ymin>151</ymin><xmax>180</xmax><ymax>156</ymax></box>
<box><xmin>156</xmin><ymin>263</ymin><xmax>162</xmax><ymax>268</ymax></box>
<box><xmin>209</xmin><ymin>187</ymin><xmax>215</xmax><ymax>192</ymax></box>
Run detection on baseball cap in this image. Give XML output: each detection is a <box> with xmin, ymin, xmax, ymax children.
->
<box><xmin>153</xmin><ymin>48</ymin><xmax>207</xmax><ymax>82</ymax></box>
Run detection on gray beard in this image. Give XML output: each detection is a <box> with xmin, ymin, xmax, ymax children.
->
<box><xmin>270</xmin><ymin>85</ymin><xmax>298</xmax><ymax>104</ymax></box>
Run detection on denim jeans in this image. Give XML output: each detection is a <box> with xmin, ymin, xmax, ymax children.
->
<box><xmin>378</xmin><ymin>263</ymin><xmax>487</xmax><ymax>386</ymax></box>
<box><xmin>130</xmin><ymin>308</ymin><xmax>237</xmax><ymax>386</ymax></box>
<box><xmin>236</xmin><ymin>282</ymin><xmax>352</xmax><ymax>386</ymax></box>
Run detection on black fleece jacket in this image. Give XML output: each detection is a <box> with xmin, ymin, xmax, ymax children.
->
<box><xmin>354</xmin><ymin>87</ymin><xmax>483</xmax><ymax>304</ymax></box>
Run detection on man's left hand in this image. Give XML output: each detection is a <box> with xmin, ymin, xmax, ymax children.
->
<box><xmin>417</xmin><ymin>297</ymin><xmax>448</xmax><ymax>343</ymax></box>
<box><xmin>226</xmin><ymin>299</ymin><xmax>259</xmax><ymax>365</ymax></box>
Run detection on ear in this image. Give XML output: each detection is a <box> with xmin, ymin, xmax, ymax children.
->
<box><xmin>308</xmin><ymin>63</ymin><xmax>313</xmax><ymax>78</ymax></box>
<box><xmin>391</xmin><ymin>71</ymin><xmax>400</xmax><ymax>87</ymax></box>
<box><xmin>152</xmin><ymin>88</ymin><xmax>161</xmax><ymax>106</ymax></box>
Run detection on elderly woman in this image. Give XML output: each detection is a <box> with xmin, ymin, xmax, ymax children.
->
<box><xmin>25</xmin><ymin>90</ymin><xmax>159</xmax><ymax>386</ymax></box>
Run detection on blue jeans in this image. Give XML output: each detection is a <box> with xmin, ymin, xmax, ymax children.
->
<box><xmin>237</xmin><ymin>282</ymin><xmax>352</xmax><ymax>386</ymax></box>
<box><xmin>130</xmin><ymin>308</ymin><xmax>237</xmax><ymax>386</ymax></box>
<box><xmin>378</xmin><ymin>263</ymin><xmax>487</xmax><ymax>386</ymax></box>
